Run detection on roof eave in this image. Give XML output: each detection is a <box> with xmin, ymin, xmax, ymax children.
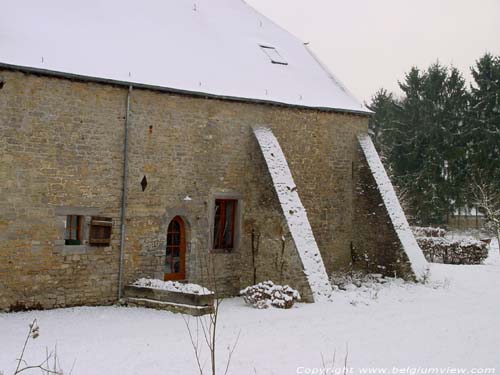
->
<box><xmin>0</xmin><ymin>62</ymin><xmax>372</xmax><ymax>117</ymax></box>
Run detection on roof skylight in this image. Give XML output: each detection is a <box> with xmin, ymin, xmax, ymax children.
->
<box><xmin>259</xmin><ymin>45</ymin><xmax>288</xmax><ymax>65</ymax></box>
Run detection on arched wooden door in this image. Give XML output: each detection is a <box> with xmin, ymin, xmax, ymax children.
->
<box><xmin>165</xmin><ymin>216</ymin><xmax>186</xmax><ymax>281</ymax></box>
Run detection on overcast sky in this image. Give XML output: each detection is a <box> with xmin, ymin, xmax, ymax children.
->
<box><xmin>246</xmin><ymin>0</ymin><xmax>500</xmax><ymax>104</ymax></box>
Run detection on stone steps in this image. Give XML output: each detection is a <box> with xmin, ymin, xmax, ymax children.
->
<box><xmin>121</xmin><ymin>285</ymin><xmax>215</xmax><ymax>316</ymax></box>
<box><xmin>123</xmin><ymin>297</ymin><xmax>214</xmax><ymax>316</ymax></box>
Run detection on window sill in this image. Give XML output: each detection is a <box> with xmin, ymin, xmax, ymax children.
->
<box><xmin>60</xmin><ymin>245</ymin><xmax>87</xmax><ymax>255</ymax></box>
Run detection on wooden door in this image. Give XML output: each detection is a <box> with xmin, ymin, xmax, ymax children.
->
<box><xmin>164</xmin><ymin>216</ymin><xmax>186</xmax><ymax>281</ymax></box>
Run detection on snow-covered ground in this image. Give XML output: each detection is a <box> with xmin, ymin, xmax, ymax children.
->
<box><xmin>1</xmin><ymin>240</ymin><xmax>498</xmax><ymax>374</ymax></box>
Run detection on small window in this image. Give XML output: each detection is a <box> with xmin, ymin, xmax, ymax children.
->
<box><xmin>213</xmin><ymin>199</ymin><xmax>237</xmax><ymax>250</ymax></box>
<box><xmin>65</xmin><ymin>215</ymin><xmax>83</xmax><ymax>245</ymax></box>
<box><xmin>259</xmin><ymin>45</ymin><xmax>288</xmax><ymax>65</ymax></box>
<box><xmin>89</xmin><ymin>217</ymin><xmax>112</xmax><ymax>246</ymax></box>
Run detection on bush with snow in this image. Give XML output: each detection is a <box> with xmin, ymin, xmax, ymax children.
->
<box><xmin>412</xmin><ymin>227</ymin><xmax>489</xmax><ymax>264</ymax></box>
<box><xmin>415</xmin><ymin>236</ymin><xmax>488</xmax><ymax>265</ymax></box>
<box><xmin>412</xmin><ymin>226</ymin><xmax>446</xmax><ymax>238</ymax></box>
<box><xmin>330</xmin><ymin>271</ymin><xmax>386</xmax><ymax>291</ymax></box>
<box><xmin>240</xmin><ymin>281</ymin><xmax>300</xmax><ymax>309</ymax></box>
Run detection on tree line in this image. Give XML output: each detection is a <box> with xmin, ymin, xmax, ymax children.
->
<box><xmin>368</xmin><ymin>53</ymin><xmax>500</xmax><ymax>226</ymax></box>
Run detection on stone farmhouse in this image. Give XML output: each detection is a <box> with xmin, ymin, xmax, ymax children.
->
<box><xmin>0</xmin><ymin>0</ymin><xmax>428</xmax><ymax>310</ymax></box>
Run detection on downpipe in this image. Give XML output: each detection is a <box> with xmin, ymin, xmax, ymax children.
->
<box><xmin>118</xmin><ymin>85</ymin><xmax>132</xmax><ymax>300</ymax></box>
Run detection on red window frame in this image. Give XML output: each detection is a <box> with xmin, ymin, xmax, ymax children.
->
<box><xmin>165</xmin><ymin>216</ymin><xmax>186</xmax><ymax>280</ymax></box>
<box><xmin>213</xmin><ymin>199</ymin><xmax>237</xmax><ymax>250</ymax></box>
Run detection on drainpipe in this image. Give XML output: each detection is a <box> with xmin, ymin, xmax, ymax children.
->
<box><xmin>118</xmin><ymin>85</ymin><xmax>133</xmax><ymax>300</ymax></box>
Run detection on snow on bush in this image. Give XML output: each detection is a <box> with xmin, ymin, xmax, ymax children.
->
<box><xmin>330</xmin><ymin>271</ymin><xmax>394</xmax><ymax>306</ymax></box>
<box><xmin>412</xmin><ymin>226</ymin><xmax>446</xmax><ymax>238</ymax></box>
<box><xmin>331</xmin><ymin>271</ymin><xmax>386</xmax><ymax>291</ymax></box>
<box><xmin>132</xmin><ymin>278</ymin><xmax>213</xmax><ymax>295</ymax></box>
<box><xmin>416</xmin><ymin>237</ymin><xmax>488</xmax><ymax>265</ymax></box>
<box><xmin>240</xmin><ymin>281</ymin><xmax>301</xmax><ymax>309</ymax></box>
<box><xmin>411</xmin><ymin>227</ymin><xmax>489</xmax><ymax>264</ymax></box>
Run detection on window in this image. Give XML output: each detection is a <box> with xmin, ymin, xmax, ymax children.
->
<box><xmin>213</xmin><ymin>199</ymin><xmax>237</xmax><ymax>250</ymax></box>
<box><xmin>65</xmin><ymin>215</ymin><xmax>82</xmax><ymax>245</ymax></box>
<box><xmin>259</xmin><ymin>45</ymin><xmax>288</xmax><ymax>65</ymax></box>
<box><xmin>89</xmin><ymin>217</ymin><xmax>112</xmax><ymax>246</ymax></box>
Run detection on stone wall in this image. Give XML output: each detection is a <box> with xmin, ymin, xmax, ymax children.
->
<box><xmin>0</xmin><ymin>68</ymin><xmax>370</xmax><ymax>310</ymax></box>
<box><xmin>352</xmin><ymin>143</ymin><xmax>414</xmax><ymax>279</ymax></box>
<box><xmin>0</xmin><ymin>70</ymin><xmax>125</xmax><ymax>309</ymax></box>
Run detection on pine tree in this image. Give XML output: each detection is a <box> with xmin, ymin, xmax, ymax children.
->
<box><xmin>442</xmin><ymin>67</ymin><xmax>469</xmax><ymax>217</ymax></box>
<box><xmin>369</xmin><ymin>63</ymin><xmax>470</xmax><ymax>225</ymax></box>
<box><xmin>367</xmin><ymin>89</ymin><xmax>398</xmax><ymax>158</ymax></box>
<box><xmin>468</xmin><ymin>53</ymin><xmax>500</xmax><ymax>186</ymax></box>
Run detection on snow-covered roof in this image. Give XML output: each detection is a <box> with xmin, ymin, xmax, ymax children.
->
<box><xmin>0</xmin><ymin>0</ymin><xmax>369</xmax><ymax>114</ymax></box>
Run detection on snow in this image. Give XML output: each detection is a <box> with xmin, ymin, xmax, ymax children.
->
<box><xmin>127</xmin><ymin>298</ymin><xmax>209</xmax><ymax>310</ymax></box>
<box><xmin>1</xmin><ymin>240</ymin><xmax>499</xmax><ymax>374</ymax></box>
<box><xmin>132</xmin><ymin>278</ymin><xmax>212</xmax><ymax>295</ymax></box>
<box><xmin>253</xmin><ymin>127</ymin><xmax>332</xmax><ymax>301</ymax></box>
<box><xmin>358</xmin><ymin>134</ymin><xmax>429</xmax><ymax>280</ymax></box>
<box><xmin>485</xmin><ymin>237</ymin><xmax>500</xmax><ymax>265</ymax></box>
<box><xmin>0</xmin><ymin>0</ymin><xmax>369</xmax><ymax>114</ymax></box>
<box><xmin>412</xmin><ymin>226</ymin><xmax>446</xmax><ymax>238</ymax></box>
<box><xmin>240</xmin><ymin>280</ymin><xmax>301</xmax><ymax>309</ymax></box>
<box><xmin>452</xmin><ymin>206</ymin><xmax>485</xmax><ymax>216</ymax></box>
<box><xmin>419</xmin><ymin>236</ymin><xmax>486</xmax><ymax>248</ymax></box>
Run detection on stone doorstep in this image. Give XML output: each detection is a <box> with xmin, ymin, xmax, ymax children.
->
<box><xmin>123</xmin><ymin>297</ymin><xmax>215</xmax><ymax>317</ymax></box>
<box><xmin>123</xmin><ymin>285</ymin><xmax>214</xmax><ymax>307</ymax></box>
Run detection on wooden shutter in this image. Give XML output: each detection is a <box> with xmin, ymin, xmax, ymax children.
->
<box><xmin>89</xmin><ymin>217</ymin><xmax>112</xmax><ymax>246</ymax></box>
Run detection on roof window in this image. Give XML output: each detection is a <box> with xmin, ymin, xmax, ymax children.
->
<box><xmin>259</xmin><ymin>45</ymin><xmax>288</xmax><ymax>65</ymax></box>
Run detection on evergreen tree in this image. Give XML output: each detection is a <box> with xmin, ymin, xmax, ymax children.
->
<box><xmin>367</xmin><ymin>89</ymin><xmax>398</xmax><ymax>157</ymax></box>
<box><xmin>442</xmin><ymin>67</ymin><xmax>469</xmax><ymax>216</ymax></box>
<box><xmin>468</xmin><ymin>53</ymin><xmax>500</xmax><ymax>186</ymax></box>
<box><xmin>368</xmin><ymin>56</ymin><xmax>499</xmax><ymax>225</ymax></box>
<box><xmin>369</xmin><ymin>63</ymin><xmax>469</xmax><ymax>225</ymax></box>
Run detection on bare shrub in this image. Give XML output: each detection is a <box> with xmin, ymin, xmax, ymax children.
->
<box><xmin>183</xmin><ymin>255</ymin><xmax>240</xmax><ymax>375</ymax></box>
<box><xmin>472</xmin><ymin>179</ymin><xmax>500</xmax><ymax>254</ymax></box>
<box><xmin>7</xmin><ymin>319</ymin><xmax>69</xmax><ymax>375</ymax></box>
